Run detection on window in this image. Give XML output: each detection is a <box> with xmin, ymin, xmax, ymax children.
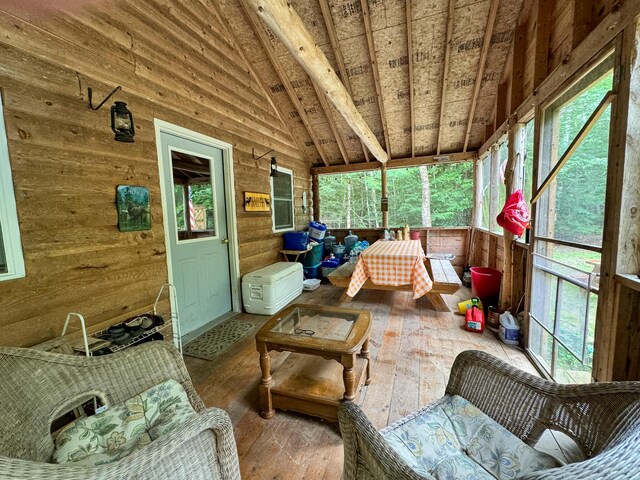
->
<box><xmin>319</xmin><ymin>170</ymin><xmax>382</xmax><ymax>229</ymax></box>
<box><xmin>479</xmin><ymin>154</ymin><xmax>491</xmax><ymax>229</ymax></box>
<box><xmin>478</xmin><ymin>140</ymin><xmax>507</xmax><ymax>234</ymax></box>
<box><xmin>271</xmin><ymin>166</ymin><xmax>294</xmax><ymax>232</ymax></box>
<box><xmin>523</xmin><ymin>119</ymin><xmax>535</xmax><ymax>204</ymax></box>
<box><xmin>527</xmin><ymin>56</ymin><xmax>614</xmax><ymax>383</ymax></box>
<box><xmin>0</xmin><ymin>93</ymin><xmax>25</xmax><ymax>281</ymax></box>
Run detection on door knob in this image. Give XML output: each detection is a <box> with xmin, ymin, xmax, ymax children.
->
<box><xmin>222</xmin><ymin>238</ymin><xmax>230</xmax><ymax>244</ymax></box>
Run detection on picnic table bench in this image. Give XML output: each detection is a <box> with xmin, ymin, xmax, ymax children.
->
<box><xmin>327</xmin><ymin>258</ymin><xmax>461</xmax><ymax>312</ymax></box>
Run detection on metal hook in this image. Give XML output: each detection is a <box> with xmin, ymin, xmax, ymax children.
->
<box><xmin>252</xmin><ymin>147</ymin><xmax>275</xmax><ymax>161</ymax></box>
<box><xmin>88</xmin><ymin>85</ymin><xmax>122</xmax><ymax>111</ymax></box>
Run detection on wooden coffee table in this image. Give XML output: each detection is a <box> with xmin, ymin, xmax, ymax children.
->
<box><xmin>255</xmin><ymin>303</ymin><xmax>372</xmax><ymax>422</ymax></box>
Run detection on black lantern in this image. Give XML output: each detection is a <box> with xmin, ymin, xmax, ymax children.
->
<box><xmin>270</xmin><ymin>156</ymin><xmax>279</xmax><ymax>177</ymax></box>
<box><xmin>111</xmin><ymin>101</ymin><xmax>135</xmax><ymax>143</ymax></box>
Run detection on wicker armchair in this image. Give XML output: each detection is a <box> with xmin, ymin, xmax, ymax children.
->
<box><xmin>339</xmin><ymin>350</ymin><xmax>640</xmax><ymax>479</ymax></box>
<box><xmin>0</xmin><ymin>342</ymin><xmax>240</xmax><ymax>480</ymax></box>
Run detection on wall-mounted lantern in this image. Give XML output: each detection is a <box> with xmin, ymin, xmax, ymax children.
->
<box><xmin>88</xmin><ymin>86</ymin><xmax>135</xmax><ymax>143</ymax></box>
<box><xmin>270</xmin><ymin>156</ymin><xmax>279</xmax><ymax>177</ymax></box>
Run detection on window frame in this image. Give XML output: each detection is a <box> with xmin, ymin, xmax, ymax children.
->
<box><xmin>271</xmin><ymin>166</ymin><xmax>295</xmax><ymax>233</ymax></box>
<box><xmin>0</xmin><ymin>92</ymin><xmax>26</xmax><ymax>281</ymax></box>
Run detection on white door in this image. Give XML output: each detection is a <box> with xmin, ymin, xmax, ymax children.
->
<box><xmin>159</xmin><ymin>131</ymin><xmax>232</xmax><ymax>336</ymax></box>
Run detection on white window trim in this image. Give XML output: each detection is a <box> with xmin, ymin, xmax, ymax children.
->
<box><xmin>0</xmin><ymin>93</ymin><xmax>25</xmax><ymax>281</ymax></box>
<box><xmin>271</xmin><ymin>166</ymin><xmax>295</xmax><ymax>233</ymax></box>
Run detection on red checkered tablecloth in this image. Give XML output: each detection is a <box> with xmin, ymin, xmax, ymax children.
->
<box><xmin>346</xmin><ymin>240</ymin><xmax>433</xmax><ymax>299</ymax></box>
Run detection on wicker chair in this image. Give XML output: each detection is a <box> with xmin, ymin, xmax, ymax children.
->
<box><xmin>339</xmin><ymin>350</ymin><xmax>640</xmax><ymax>479</ymax></box>
<box><xmin>0</xmin><ymin>342</ymin><xmax>240</xmax><ymax>480</ymax></box>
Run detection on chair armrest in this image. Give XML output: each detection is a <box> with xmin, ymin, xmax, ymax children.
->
<box><xmin>0</xmin><ymin>408</ymin><xmax>240</xmax><ymax>480</ymax></box>
<box><xmin>338</xmin><ymin>402</ymin><xmax>433</xmax><ymax>480</ymax></box>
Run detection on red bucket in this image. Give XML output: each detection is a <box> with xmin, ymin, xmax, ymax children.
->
<box><xmin>470</xmin><ymin>267</ymin><xmax>502</xmax><ymax>309</ymax></box>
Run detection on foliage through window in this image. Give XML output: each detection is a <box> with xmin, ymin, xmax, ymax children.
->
<box><xmin>271</xmin><ymin>167</ymin><xmax>294</xmax><ymax>232</ymax></box>
<box><xmin>0</xmin><ymin>93</ymin><xmax>25</xmax><ymax>281</ymax></box>
<box><xmin>318</xmin><ymin>162</ymin><xmax>473</xmax><ymax>229</ymax></box>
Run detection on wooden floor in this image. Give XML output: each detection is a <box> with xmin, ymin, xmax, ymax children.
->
<box><xmin>184</xmin><ymin>284</ymin><xmax>577</xmax><ymax>479</ymax></box>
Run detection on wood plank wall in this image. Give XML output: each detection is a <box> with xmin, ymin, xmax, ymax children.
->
<box><xmin>0</xmin><ymin>1</ymin><xmax>311</xmax><ymax>347</ymax></box>
<box><xmin>328</xmin><ymin>227</ymin><xmax>470</xmax><ymax>275</ymax></box>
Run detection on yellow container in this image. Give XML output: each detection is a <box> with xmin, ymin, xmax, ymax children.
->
<box><xmin>458</xmin><ymin>298</ymin><xmax>483</xmax><ymax>315</ymax></box>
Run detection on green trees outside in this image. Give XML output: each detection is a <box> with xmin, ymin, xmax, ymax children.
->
<box><xmin>318</xmin><ymin>162</ymin><xmax>474</xmax><ymax>229</ymax></box>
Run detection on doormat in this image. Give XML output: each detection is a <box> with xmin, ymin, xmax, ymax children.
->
<box><xmin>183</xmin><ymin>317</ymin><xmax>262</xmax><ymax>361</ymax></box>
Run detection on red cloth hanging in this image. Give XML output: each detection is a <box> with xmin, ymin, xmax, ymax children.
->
<box><xmin>497</xmin><ymin>189</ymin><xmax>530</xmax><ymax>237</ymax></box>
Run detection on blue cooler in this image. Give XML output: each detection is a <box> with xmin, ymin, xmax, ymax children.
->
<box><xmin>283</xmin><ymin>231</ymin><xmax>308</xmax><ymax>250</ymax></box>
<box><xmin>303</xmin><ymin>262</ymin><xmax>321</xmax><ymax>279</ymax></box>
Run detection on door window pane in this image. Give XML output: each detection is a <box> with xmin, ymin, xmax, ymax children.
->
<box><xmin>171</xmin><ymin>151</ymin><xmax>216</xmax><ymax>241</ymax></box>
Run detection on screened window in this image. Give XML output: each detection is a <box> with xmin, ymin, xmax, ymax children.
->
<box><xmin>318</xmin><ymin>171</ymin><xmax>382</xmax><ymax>229</ymax></box>
<box><xmin>271</xmin><ymin>167</ymin><xmax>295</xmax><ymax>232</ymax></box>
<box><xmin>479</xmin><ymin>154</ymin><xmax>491</xmax><ymax>230</ymax></box>
<box><xmin>523</xmin><ymin>119</ymin><xmax>535</xmax><ymax>204</ymax></box>
<box><xmin>0</xmin><ymin>93</ymin><xmax>25</xmax><ymax>281</ymax></box>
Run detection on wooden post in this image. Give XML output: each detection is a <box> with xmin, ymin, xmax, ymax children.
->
<box><xmin>312</xmin><ymin>173</ymin><xmax>320</xmax><ymax>222</ymax></box>
<box><xmin>381</xmin><ymin>164</ymin><xmax>388</xmax><ymax>229</ymax></box>
<box><xmin>501</xmin><ymin>119</ymin><xmax>526</xmax><ymax>311</ymax></box>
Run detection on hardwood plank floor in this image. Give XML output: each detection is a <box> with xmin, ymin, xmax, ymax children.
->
<box><xmin>185</xmin><ymin>284</ymin><xmax>541</xmax><ymax>479</ymax></box>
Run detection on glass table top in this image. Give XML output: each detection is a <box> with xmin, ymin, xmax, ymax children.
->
<box><xmin>270</xmin><ymin>306</ymin><xmax>358</xmax><ymax>342</ymax></box>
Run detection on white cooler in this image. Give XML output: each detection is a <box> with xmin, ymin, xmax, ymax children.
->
<box><xmin>242</xmin><ymin>262</ymin><xmax>304</xmax><ymax>315</ymax></box>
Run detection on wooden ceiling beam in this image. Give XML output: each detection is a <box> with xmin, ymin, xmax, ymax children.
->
<box><xmin>208</xmin><ymin>1</ymin><xmax>311</xmax><ymax>161</ymax></box>
<box><xmin>436</xmin><ymin>0</ymin><xmax>455</xmax><ymax>155</ymax></box>
<box><xmin>240</xmin><ymin>2</ymin><xmax>331</xmax><ymax>167</ymax></box>
<box><xmin>463</xmin><ymin>0</ymin><xmax>499</xmax><ymax>152</ymax></box>
<box><xmin>406</xmin><ymin>0</ymin><xmax>415</xmax><ymax>158</ymax></box>
<box><xmin>319</xmin><ymin>0</ymin><xmax>370</xmax><ymax>163</ymax></box>
<box><xmin>360</xmin><ymin>0</ymin><xmax>391</xmax><ymax>157</ymax></box>
<box><xmin>313</xmin><ymin>83</ymin><xmax>350</xmax><ymax>164</ymax></box>
<box><xmin>243</xmin><ymin>0</ymin><xmax>388</xmax><ymax>163</ymax></box>
<box><xmin>311</xmin><ymin>151</ymin><xmax>477</xmax><ymax>175</ymax></box>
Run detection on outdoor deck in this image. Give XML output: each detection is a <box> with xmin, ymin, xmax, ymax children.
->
<box><xmin>185</xmin><ymin>284</ymin><xmax>578</xmax><ymax>479</ymax></box>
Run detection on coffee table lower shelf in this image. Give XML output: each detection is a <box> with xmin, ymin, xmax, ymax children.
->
<box><xmin>266</xmin><ymin>352</ymin><xmax>369</xmax><ymax>422</ymax></box>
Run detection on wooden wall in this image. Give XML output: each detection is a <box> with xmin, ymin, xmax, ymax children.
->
<box><xmin>0</xmin><ymin>1</ymin><xmax>311</xmax><ymax>347</ymax></box>
<box><xmin>329</xmin><ymin>227</ymin><xmax>470</xmax><ymax>275</ymax></box>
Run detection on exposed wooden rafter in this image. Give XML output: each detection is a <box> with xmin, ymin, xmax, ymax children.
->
<box><xmin>208</xmin><ymin>1</ymin><xmax>310</xmax><ymax>160</ymax></box>
<box><xmin>360</xmin><ymin>0</ymin><xmax>390</xmax><ymax>156</ymax></box>
<box><xmin>243</xmin><ymin>0</ymin><xmax>388</xmax><ymax>163</ymax></box>
<box><xmin>240</xmin><ymin>2</ymin><xmax>331</xmax><ymax>167</ymax></box>
<box><xmin>313</xmin><ymin>83</ymin><xmax>350</xmax><ymax>164</ymax></box>
<box><xmin>463</xmin><ymin>0</ymin><xmax>499</xmax><ymax>152</ymax></box>
<box><xmin>319</xmin><ymin>0</ymin><xmax>370</xmax><ymax>163</ymax></box>
<box><xmin>311</xmin><ymin>151</ymin><xmax>477</xmax><ymax>175</ymax></box>
<box><xmin>406</xmin><ymin>0</ymin><xmax>415</xmax><ymax>157</ymax></box>
<box><xmin>436</xmin><ymin>0</ymin><xmax>455</xmax><ymax>155</ymax></box>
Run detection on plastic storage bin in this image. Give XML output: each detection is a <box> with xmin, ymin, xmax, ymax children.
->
<box><xmin>283</xmin><ymin>231</ymin><xmax>309</xmax><ymax>251</ymax></box>
<box><xmin>303</xmin><ymin>263</ymin><xmax>321</xmax><ymax>279</ymax></box>
<box><xmin>242</xmin><ymin>262</ymin><xmax>303</xmax><ymax>315</ymax></box>
<box><xmin>303</xmin><ymin>242</ymin><xmax>324</xmax><ymax>267</ymax></box>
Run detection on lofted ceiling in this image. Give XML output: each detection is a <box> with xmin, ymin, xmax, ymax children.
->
<box><xmin>216</xmin><ymin>0</ymin><xmax>524</xmax><ymax>168</ymax></box>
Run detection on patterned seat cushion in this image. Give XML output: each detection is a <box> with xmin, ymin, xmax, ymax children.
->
<box><xmin>382</xmin><ymin>395</ymin><xmax>561</xmax><ymax>479</ymax></box>
<box><xmin>52</xmin><ymin>379</ymin><xmax>196</xmax><ymax>466</ymax></box>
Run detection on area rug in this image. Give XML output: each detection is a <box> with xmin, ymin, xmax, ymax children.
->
<box><xmin>183</xmin><ymin>317</ymin><xmax>262</xmax><ymax>360</ymax></box>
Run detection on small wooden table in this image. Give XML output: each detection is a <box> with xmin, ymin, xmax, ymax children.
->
<box><xmin>280</xmin><ymin>245</ymin><xmax>311</xmax><ymax>262</ymax></box>
<box><xmin>255</xmin><ymin>303</ymin><xmax>372</xmax><ymax>422</ymax></box>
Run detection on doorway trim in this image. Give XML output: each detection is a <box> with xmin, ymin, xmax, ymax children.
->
<box><xmin>153</xmin><ymin>119</ymin><xmax>241</xmax><ymax>317</ymax></box>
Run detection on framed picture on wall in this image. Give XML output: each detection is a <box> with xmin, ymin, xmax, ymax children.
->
<box><xmin>116</xmin><ymin>185</ymin><xmax>151</xmax><ymax>232</ymax></box>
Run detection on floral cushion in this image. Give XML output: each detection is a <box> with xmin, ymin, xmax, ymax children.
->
<box><xmin>382</xmin><ymin>395</ymin><xmax>561</xmax><ymax>479</ymax></box>
<box><xmin>53</xmin><ymin>379</ymin><xmax>196</xmax><ymax>466</ymax></box>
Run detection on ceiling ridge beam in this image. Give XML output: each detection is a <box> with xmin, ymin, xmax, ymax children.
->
<box><xmin>243</xmin><ymin>0</ymin><xmax>388</xmax><ymax>163</ymax></box>
<box><xmin>240</xmin><ymin>1</ymin><xmax>331</xmax><ymax>167</ymax></box>
<box><xmin>360</xmin><ymin>0</ymin><xmax>391</xmax><ymax>157</ymax></box>
<box><xmin>319</xmin><ymin>0</ymin><xmax>370</xmax><ymax>163</ymax></box>
<box><xmin>207</xmin><ymin>1</ymin><xmax>309</xmax><ymax>160</ymax></box>
<box><xmin>436</xmin><ymin>0</ymin><xmax>455</xmax><ymax>155</ymax></box>
<box><xmin>312</xmin><ymin>83</ymin><xmax>350</xmax><ymax>164</ymax></box>
<box><xmin>406</xmin><ymin>0</ymin><xmax>415</xmax><ymax>158</ymax></box>
<box><xmin>463</xmin><ymin>0</ymin><xmax>500</xmax><ymax>152</ymax></box>
<box><xmin>311</xmin><ymin>151</ymin><xmax>477</xmax><ymax>175</ymax></box>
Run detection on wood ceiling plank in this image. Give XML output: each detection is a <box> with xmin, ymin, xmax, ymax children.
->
<box><xmin>406</xmin><ymin>0</ymin><xmax>415</xmax><ymax>158</ymax></box>
<box><xmin>240</xmin><ymin>1</ymin><xmax>331</xmax><ymax>166</ymax></box>
<box><xmin>463</xmin><ymin>0</ymin><xmax>500</xmax><ymax>152</ymax></box>
<box><xmin>319</xmin><ymin>0</ymin><xmax>370</xmax><ymax>162</ymax></box>
<box><xmin>436</xmin><ymin>0</ymin><xmax>455</xmax><ymax>155</ymax></box>
<box><xmin>242</xmin><ymin>0</ymin><xmax>388</xmax><ymax>163</ymax></box>
<box><xmin>359</xmin><ymin>0</ymin><xmax>390</xmax><ymax>157</ymax></box>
